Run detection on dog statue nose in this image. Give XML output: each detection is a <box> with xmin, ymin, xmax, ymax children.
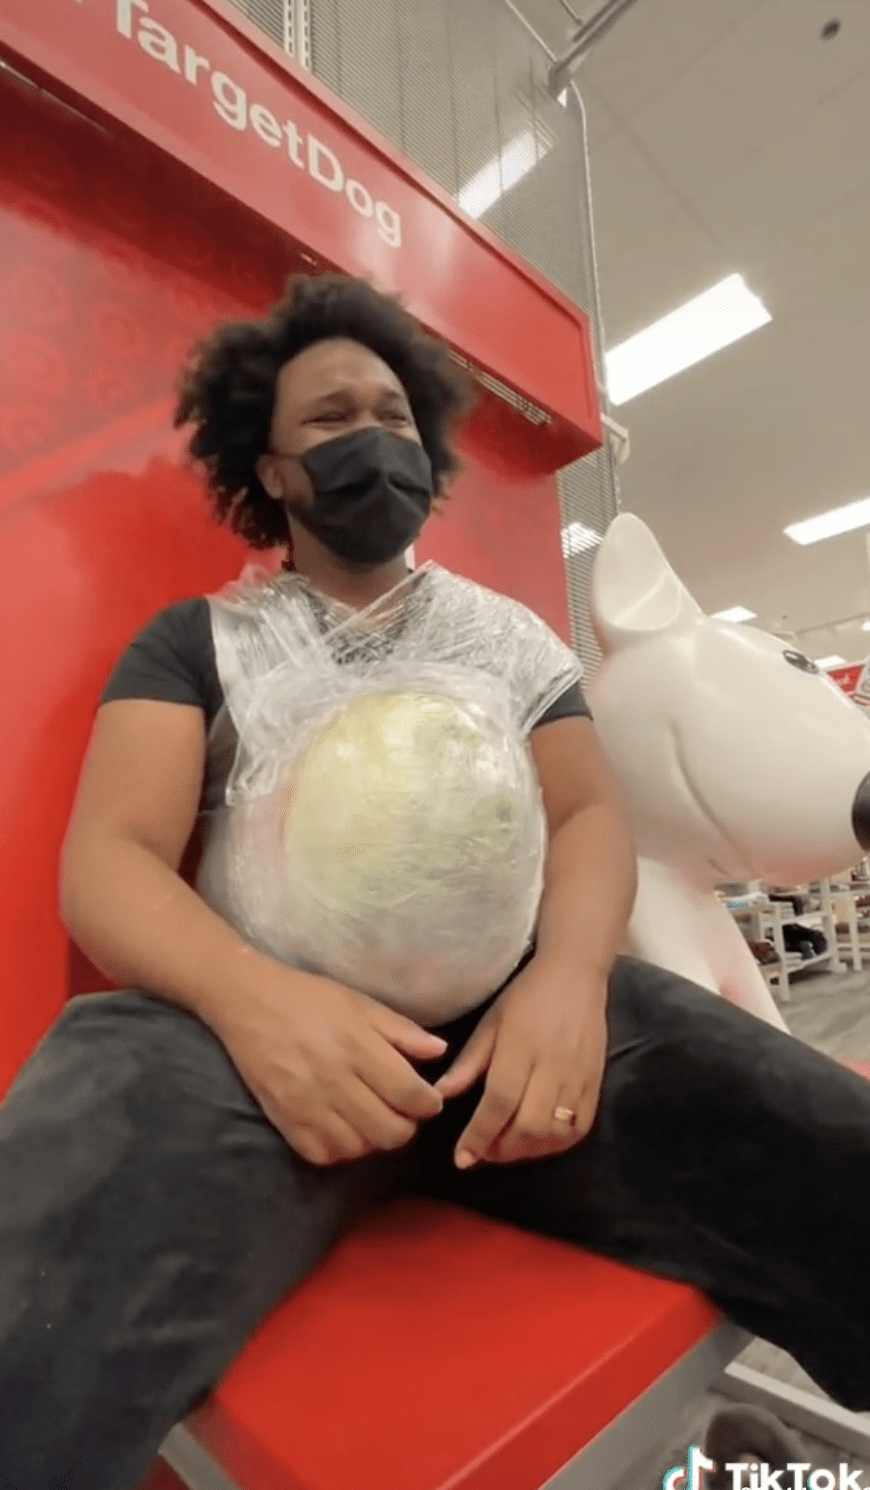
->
<box><xmin>854</xmin><ymin>772</ymin><xmax>870</xmax><ymax>851</ymax></box>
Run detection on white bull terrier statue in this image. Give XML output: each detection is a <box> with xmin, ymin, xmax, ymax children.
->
<box><xmin>588</xmin><ymin>514</ymin><xmax>870</xmax><ymax>1031</ymax></box>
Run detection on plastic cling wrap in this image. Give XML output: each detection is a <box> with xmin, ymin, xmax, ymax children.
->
<box><xmin>196</xmin><ymin>565</ymin><xmax>581</xmax><ymax>1024</ymax></box>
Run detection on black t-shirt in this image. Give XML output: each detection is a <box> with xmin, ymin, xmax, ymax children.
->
<box><xmin>102</xmin><ymin>599</ymin><xmax>225</xmax><ymax>725</ymax></box>
<box><xmin>101</xmin><ymin>596</ymin><xmax>591</xmax><ymax>733</ymax></box>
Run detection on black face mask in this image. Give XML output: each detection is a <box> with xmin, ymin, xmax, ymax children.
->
<box><xmin>291</xmin><ymin>426</ymin><xmax>433</xmax><ymax>567</ymax></box>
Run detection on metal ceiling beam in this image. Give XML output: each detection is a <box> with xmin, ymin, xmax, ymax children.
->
<box><xmin>547</xmin><ymin>0</ymin><xmax>647</xmax><ymax>96</ymax></box>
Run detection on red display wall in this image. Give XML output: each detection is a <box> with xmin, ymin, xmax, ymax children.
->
<box><xmin>0</xmin><ymin>71</ymin><xmax>574</xmax><ymax>1093</ymax></box>
<box><xmin>1</xmin><ymin>0</ymin><xmax>602</xmax><ymax>464</ymax></box>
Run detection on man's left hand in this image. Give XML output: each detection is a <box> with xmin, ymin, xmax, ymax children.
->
<box><xmin>434</xmin><ymin>957</ymin><xmax>608</xmax><ymax>1168</ymax></box>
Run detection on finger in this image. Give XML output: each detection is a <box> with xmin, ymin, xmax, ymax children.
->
<box><xmin>354</xmin><ymin>1033</ymin><xmax>445</xmax><ymax>1122</ymax></box>
<box><xmin>568</xmin><ymin>1081</ymin><xmax>600</xmax><ymax>1142</ymax></box>
<box><xmin>337</xmin><ymin>1076</ymin><xmax>419</xmax><ymax>1153</ymax></box>
<box><xmin>492</xmin><ymin>1069</ymin><xmax>581</xmax><ymax>1165</ymax></box>
<box><xmin>366</xmin><ymin>1001</ymin><xmax>449</xmax><ymax>1062</ymax></box>
<box><xmin>286</xmin><ymin>1113</ymin><xmax>372</xmax><ymax>1167</ymax></box>
<box><xmin>454</xmin><ymin>1038</ymin><xmax>532</xmax><ymax>1169</ymax></box>
<box><xmin>434</xmin><ymin>1013</ymin><xmax>498</xmax><ymax>1099</ymax></box>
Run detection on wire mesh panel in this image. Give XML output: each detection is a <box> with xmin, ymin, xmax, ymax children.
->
<box><xmin>308</xmin><ymin>0</ymin><xmax>617</xmax><ymax>673</ymax></box>
<box><xmin>225</xmin><ymin>0</ymin><xmax>619</xmax><ymax>672</ymax></box>
<box><xmin>221</xmin><ymin>0</ymin><xmax>311</xmax><ymax>63</ymax></box>
<box><xmin>560</xmin><ymin>448</ymin><xmax>616</xmax><ymax>671</ymax></box>
<box><xmin>224</xmin><ymin>0</ymin><xmax>287</xmax><ymax>49</ymax></box>
<box><xmin>309</xmin><ymin>1</ymin><xmax>595</xmax><ymax>302</ymax></box>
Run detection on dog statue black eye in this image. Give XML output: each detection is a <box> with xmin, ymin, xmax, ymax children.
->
<box><xmin>783</xmin><ymin>650</ymin><xmax>819</xmax><ymax>675</ymax></box>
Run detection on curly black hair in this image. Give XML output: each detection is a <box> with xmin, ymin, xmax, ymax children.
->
<box><xmin>174</xmin><ymin>273</ymin><xmax>475</xmax><ymax>551</ymax></box>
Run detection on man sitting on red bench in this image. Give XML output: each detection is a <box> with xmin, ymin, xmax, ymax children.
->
<box><xmin>1</xmin><ymin>275</ymin><xmax>868</xmax><ymax>1490</ymax></box>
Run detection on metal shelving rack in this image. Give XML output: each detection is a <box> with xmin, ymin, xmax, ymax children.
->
<box><xmin>727</xmin><ymin>880</ymin><xmax>851</xmax><ymax>1003</ymax></box>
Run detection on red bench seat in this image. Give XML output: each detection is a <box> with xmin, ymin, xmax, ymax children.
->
<box><xmin>162</xmin><ymin>1198</ymin><xmax>731</xmax><ymax>1490</ymax></box>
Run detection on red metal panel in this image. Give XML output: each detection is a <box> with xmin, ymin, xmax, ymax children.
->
<box><xmin>0</xmin><ymin>76</ymin><xmax>574</xmax><ymax>1092</ymax></box>
<box><xmin>0</xmin><ymin>0</ymin><xmax>602</xmax><ymax>469</ymax></box>
<box><xmin>420</xmin><ymin>421</ymin><xmax>574</xmax><ymax>648</ymax></box>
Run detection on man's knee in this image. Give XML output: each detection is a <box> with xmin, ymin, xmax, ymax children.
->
<box><xmin>5</xmin><ymin>990</ymin><xmax>246</xmax><ymax>1120</ymax></box>
<box><xmin>0</xmin><ymin>992</ymin><xmax>259</xmax><ymax>1230</ymax></box>
<box><xmin>607</xmin><ymin>956</ymin><xmax>781</xmax><ymax>1047</ymax></box>
<box><xmin>0</xmin><ymin>1002</ymin><xmax>298</xmax><ymax>1490</ymax></box>
<box><xmin>605</xmin><ymin>957</ymin><xmax>870</xmax><ymax>1133</ymax></box>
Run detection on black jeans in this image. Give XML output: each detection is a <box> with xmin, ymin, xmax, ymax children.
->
<box><xmin>2</xmin><ymin>958</ymin><xmax>870</xmax><ymax>1490</ymax></box>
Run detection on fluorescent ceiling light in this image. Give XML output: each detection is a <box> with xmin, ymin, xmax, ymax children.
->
<box><xmin>817</xmin><ymin>655</ymin><xmax>847</xmax><ymax>670</ymax></box>
<box><xmin>458</xmin><ymin>126</ymin><xmax>552</xmax><ymax>219</ymax></box>
<box><xmin>785</xmin><ymin>497</ymin><xmax>870</xmax><ymax>547</ymax></box>
<box><xmin>562</xmin><ymin>521</ymin><xmax>602</xmax><ymax>558</ymax></box>
<box><xmin>713</xmin><ymin>606</ymin><xmax>756</xmax><ymax>624</ymax></box>
<box><xmin>862</xmin><ymin>620</ymin><xmax>870</xmax><ymax>632</ymax></box>
<box><xmin>604</xmin><ymin>274</ymin><xmax>772</xmax><ymax>407</ymax></box>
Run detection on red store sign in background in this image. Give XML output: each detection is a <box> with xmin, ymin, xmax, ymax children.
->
<box><xmin>830</xmin><ymin>661</ymin><xmax>870</xmax><ymax>714</ymax></box>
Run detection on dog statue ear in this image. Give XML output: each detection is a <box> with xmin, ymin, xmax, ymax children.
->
<box><xmin>591</xmin><ymin>514</ymin><xmax>702</xmax><ymax>655</ymax></box>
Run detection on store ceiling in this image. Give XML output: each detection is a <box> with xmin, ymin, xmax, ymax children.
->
<box><xmin>515</xmin><ymin>0</ymin><xmax>870</xmax><ymax>664</ymax></box>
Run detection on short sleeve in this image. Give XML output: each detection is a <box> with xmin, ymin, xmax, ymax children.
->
<box><xmin>100</xmin><ymin>598</ymin><xmax>224</xmax><ymax>727</ymax></box>
<box><xmin>533</xmin><ymin>681</ymin><xmax>592</xmax><ymax>729</ymax></box>
<box><xmin>493</xmin><ymin>598</ymin><xmax>585</xmax><ymax>733</ymax></box>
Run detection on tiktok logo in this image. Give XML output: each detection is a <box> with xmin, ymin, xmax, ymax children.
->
<box><xmin>663</xmin><ymin>1446</ymin><xmax>716</xmax><ymax>1489</ymax></box>
<box><xmin>663</xmin><ymin>1450</ymin><xmax>867</xmax><ymax>1489</ymax></box>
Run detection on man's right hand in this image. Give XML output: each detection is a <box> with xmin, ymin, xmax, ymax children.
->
<box><xmin>207</xmin><ymin>961</ymin><xmax>448</xmax><ymax>1165</ymax></box>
